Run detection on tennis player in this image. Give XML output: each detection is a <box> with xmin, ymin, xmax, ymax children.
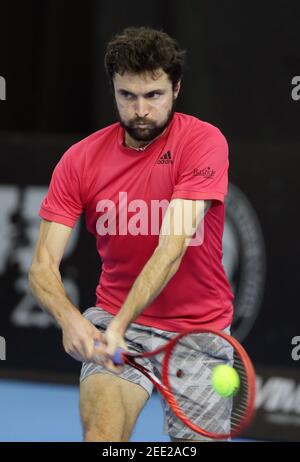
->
<box><xmin>29</xmin><ymin>27</ymin><xmax>234</xmax><ymax>442</ymax></box>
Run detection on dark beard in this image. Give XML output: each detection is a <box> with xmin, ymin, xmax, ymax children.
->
<box><xmin>114</xmin><ymin>98</ymin><xmax>176</xmax><ymax>143</ymax></box>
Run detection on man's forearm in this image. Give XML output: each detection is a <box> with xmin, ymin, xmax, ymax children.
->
<box><xmin>110</xmin><ymin>246</ymin><xmax>182</xmax><ymax>334</ymax></box>
<box><xmin>29</xmin><ymin>265</ymin><xmax>81</xmax><ymax>329</ymax></box>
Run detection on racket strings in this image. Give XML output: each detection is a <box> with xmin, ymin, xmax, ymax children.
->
<box><xmin>230</xmin><ymin>353</ymin><xmax>251</xmax><ymax>432</ymax></box>
<box><xmin>167</xmin><ymin>333</ymin><xmax>234</xmax><ymax>435</ymax></box>
<box><xmin>164</xmin><ymin>332</ymin><xmax>255</xmax><ymax>439</ymax></box>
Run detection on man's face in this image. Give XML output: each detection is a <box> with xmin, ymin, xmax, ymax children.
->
<box><xmin>113</xmin><ymin>69</ymin><xmax>180</xmax><ymax>143</ymax></box>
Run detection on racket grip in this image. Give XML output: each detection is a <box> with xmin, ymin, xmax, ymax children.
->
<box><xmin>113</xmin><ymin>348</ymin><xmax>125</xmax><ymax>365</ymax></box>
<box><xmin>94</xmin><ymin>340</ymin><xmax>125</xmax><ymax>365</ymax></box>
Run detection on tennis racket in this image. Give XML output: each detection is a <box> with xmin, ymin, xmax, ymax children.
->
<box><xmin>112</xmin><ymin>327</ymin><xmax>256</xmax><ymax>440</ymax></box>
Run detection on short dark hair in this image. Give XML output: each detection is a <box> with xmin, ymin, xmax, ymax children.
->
<box><xmin>104</xmin><ymin>26</ymin><xmax>186</xmax><ymax>89</ymax></box>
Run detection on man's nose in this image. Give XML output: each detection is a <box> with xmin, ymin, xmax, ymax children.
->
<box><xmin>134</xmin><ymin>97</ymin><xmax>149</xmax><ymax>118</ymax></box>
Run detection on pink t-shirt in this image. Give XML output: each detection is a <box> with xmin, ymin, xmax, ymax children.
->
<box><xmin>39</xmin><ymin>112</ymin><xmax>234</xmax><ymax>332</ymax></box>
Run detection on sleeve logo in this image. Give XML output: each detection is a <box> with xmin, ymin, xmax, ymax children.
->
<box><xmin>193</xmin><ymin>166</ymin><xmax>216</xmax><ymax>178</ymax></box>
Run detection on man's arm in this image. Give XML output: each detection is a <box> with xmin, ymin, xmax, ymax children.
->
<box><xmin>104</xmin><ymin>199</ymin><xmax>211</xmax><ymax>369</ymax></box>
<box><xmin>29</xmin><ymin>219</ymin><xmax>112</xmax><ymax>363</ymax></box>
<box><xmin>29</xmin><ymin>219</ymin><xmax>78</xmax><ymax>326</ymax></box>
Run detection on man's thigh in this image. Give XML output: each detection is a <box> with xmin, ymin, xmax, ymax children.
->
<box><xmin>80</xmin><ymin>306</ymin><xmax>157</xmax><ymax>441</ymax></box>
<box><xmin>80</xmin><ymin>372</ymin><xmax>149</xmax><ymax>442</ymax></box>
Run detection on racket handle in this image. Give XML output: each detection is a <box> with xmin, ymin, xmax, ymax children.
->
<box><xmin>94</xmin><ymin>340</ymin><xmax>125</xmax><ymax>365</ymax></box>
<box><xmin>113</xmin><ymin>347</ymin><xmax>125</xmax><ymax>365</ymax></box>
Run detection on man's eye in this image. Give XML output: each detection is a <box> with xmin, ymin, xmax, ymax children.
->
<box><xmin>148</xmin><ymin>92</ymin><xmax>161</xmax><ymax>99</ymax></box>
<box><xmin>123</xmin><ymin>93</ymin><xmax>134</xmax><ymax>99</ymax></box>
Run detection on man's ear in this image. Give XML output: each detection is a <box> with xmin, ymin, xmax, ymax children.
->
<box><xmin>174</xmin><ymin>80</ymin><xmax>181</xmax><ymax>99</ymax></box>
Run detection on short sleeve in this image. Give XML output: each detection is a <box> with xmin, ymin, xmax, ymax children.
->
<box><xmin>39</xmin><ymin>145</ymin><xmax>84</xmax><ymax>228</ymax></box>
<box><xmin>172</xmin><ymin>123</ymin><xmax>229</xmax><ymax>203</ymax></box>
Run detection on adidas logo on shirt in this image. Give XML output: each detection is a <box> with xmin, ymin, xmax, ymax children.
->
<box><xmin>156</xmin><ymin>151</ymin><xmax>173</xmax><ymax>164</ymax></box>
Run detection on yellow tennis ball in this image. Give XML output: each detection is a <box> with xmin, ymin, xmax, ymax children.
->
<box><xmin>212</xmin><ymin>365</ymin><xmax>240</xmax><ymax>397</ymax></box>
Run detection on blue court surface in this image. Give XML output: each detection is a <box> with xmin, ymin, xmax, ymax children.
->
<box><xmin>0</xmin><ymin>379</ymin><xmax>252</xmax><ymax>442</ymax></box>
<box><xmin>0</xmin><ymin>379</ymin><xmax>168</xmax><ymax>442</ymax></box>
